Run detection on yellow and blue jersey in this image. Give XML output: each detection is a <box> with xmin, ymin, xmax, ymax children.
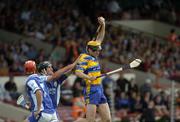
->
<box><xmin>75</xmin><ymin>53</ymin><xmax>107</xmax><ymax>105</ymax></box>
<box><xmin>75</xmin><ymin>53</ymin><xmax>102</xmax><ymax>85</ymax></box>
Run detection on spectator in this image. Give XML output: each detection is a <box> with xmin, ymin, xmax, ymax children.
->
<box><xmin>134</xmin><ymin>94</ymin><xmax>143</xmax><ymax>112</ymax></box>
<box><xmin>49</xmin><ymin>45</ymin><xmax>66</xmax><ymax>63</ymax></box>
<box><xmin>0</xmin><ymin>84</ymin><xmax>5</xmax><ymax>101</ymax></box>
<box><xmin>115</xmin><ymin>92</ymin><xmax>130</xmax><ymax>110</ymax></box>
<box><xmin>116</xmin><ymin>73</ymin><xmax>130</xmax><ymax>93</ymax></box>
<box><xmin>0</xmin><ymin>54</ymin><xmax>9</xmax><ymax>75</ymax></box>
<box><xmin>128</xmin><ymin>78</ymin><xmax>139</xmax><ymax>95</ymax></box>
<box><xmin>60</xmin><ymin>80</ymin><xmax>73</xmax><ymax>106</ymax></box>
<box><xmin>140</xmin><ymin>78</ymin><xmax>152</xmax><ymax>95</ymax></box>
<box><xmin>4</xmin><ymin>75</ymin><xmax>19</xmax><ymax>100</ymax></box>
<box><xmin>71</xmin><ymin>80</ymin><xmax>85</xmax><ymax>119</ymax></box>
<box><xmin>102</xmin><ymin>76</ymin><xmax>114</xmax><ymax>105</ymax></box>
<box><xmin>65</xmin><ymin>40</ymin><xmax>80</xmax><ymax>65</ymax></box>
<box><xmin>72</xmin><ymin>77</ymin><xmax>83</xmax><ymax>98</ymax></box>
<box><xmin>129</xmin><ymin>91</ymin><xmax>137</xmax><ymax>112</ymax></box>
<box><xmin>141</xmin><ymin>91</ymin><xmax>152</xmax><ymax>109</ymax></box>
<box><xmin>140</xmin><ymin>100</ymin><xmax>156</xmax><ymax>122</ymax></box>
<box><xmin>167</xmin><ymin>29</ymin><xmax>177</xmax><ymax>43</ymax></box>
<box><xmin>154</xmin><ymin>94</ymin><xmax>169</xmax><ymax>118</ymax></box>
<box><xmin>177</xmin><ymin>90</ymin><xmax>180</xmax><ymax>107</ymax></box>
<box><xmin>4</xmin><ymin>75</ymin><xmax>17</xmax><ymax>92</ymax></box>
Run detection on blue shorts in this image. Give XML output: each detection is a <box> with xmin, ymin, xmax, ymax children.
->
<box><xmin>28</xmin><ymin>112</ymin><xmax>43</xmax><ymax>122</ymax></box>
<box><xmin>84</xmin><ymin>85</ymin><xmax>107</xmax><ymax>105</ymax></box>
<box><xmin>28</xmin><ymin>113</ymin><xmax>37</xmax><ymax>122</ymax></box>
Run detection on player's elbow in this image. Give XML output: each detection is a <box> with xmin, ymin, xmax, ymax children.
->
<box><xmin>51</xmin><ymin>74</ymin><xmax>57</xmax><ymax>79</ymax></box>
<box><xmin>35</xmin><ymin>90</ymin><xmax>42</xmax><ymax>100</ymax></box>
<box><xmin>49</xmin><ymin>73</ymin><xmax>59</xmax><ymax>81</ymax></box>
<box><xmin>35</xmin><ymin>89</ymin><xmax>42</xmax><ymax>96</ymax></box>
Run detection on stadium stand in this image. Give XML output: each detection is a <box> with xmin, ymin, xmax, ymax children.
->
<box><xmin>0</xmin><ymin>0</ymin><xmax>180</xmax><ymax>121</ymax></box>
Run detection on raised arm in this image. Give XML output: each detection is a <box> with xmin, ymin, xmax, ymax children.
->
<box><xmin>47</xmin><ymin>55</ymin><xmax>81</xmax><ymax>82</ymax></box>
<box><xmin>94</xmin><ymin>17</ymin><xmax>105</xmax><ymax>43</ymax></box>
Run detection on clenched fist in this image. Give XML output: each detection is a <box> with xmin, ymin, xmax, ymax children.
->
<box><xmin>98</xmin><ymin>16</ymin><xmax>105</xmax><ymax>25</ymax></box>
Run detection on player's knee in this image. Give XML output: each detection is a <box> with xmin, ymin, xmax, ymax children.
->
<box><xmin>102</xmin><ymin>117</ymin><xmax>111</xmax><ymax>122</ymax></box>
<box><xmin>87</xmin><ymin>120</ymin><xmax>94</xmax><ymax>122</ymax></box>
<box><xmin>104</xmin><ymin>119</ymin><xmax>111</xmax><ymax>122</ymax></box>
<box><xmin>87</xmin><ymin>118</ymin><xmax>95</xmax><ymax>122</ymax></box>
<box><xmin>23</xmin><ymin>119</ymin><xmax>28</xmax><ymax>122</ymax></box>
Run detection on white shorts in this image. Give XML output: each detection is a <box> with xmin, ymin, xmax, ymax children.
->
<box><xmin>38</xmin><ymin>112</ymin><xmax>59</xmax><ymax>122</ymax></box>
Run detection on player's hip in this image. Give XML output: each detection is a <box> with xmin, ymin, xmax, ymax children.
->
<box><xmin>83</xmin><ymin>84</ymin><xmax>107</xmax><ymax>105</ymax></box>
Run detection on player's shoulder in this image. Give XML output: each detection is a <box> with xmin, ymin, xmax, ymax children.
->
<box><xmin>26</xmin><ymin>74</ymin><xmax>39</xmax><ymax>81</ymax></box>
<box><xmin>28</xmin><ymin>74</ymin><xmax>38</xmax><ymax>78</ymax></box>
<box><xmin>80</xmin><ymin>53</ymin><xmax>94</xmax><ymax>60</ymax></box>
<box><xmin>25</xmin><ymin>74</ymin><xmax>38</xmax><ymax>83</ymax></box>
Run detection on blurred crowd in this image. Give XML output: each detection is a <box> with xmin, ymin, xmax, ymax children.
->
<box><xmin>1</xmin><ymin>0</ymin><xmax>180</xmax><ymax>33</ymax></box>
<box><xmin>0</xmin><ymin>0</ymin><xmax>180</xmax><ymax>121</ymax></box>
<box><xmin>1</xmin><ymin>27</ymin><xmax>180</xmax><ymax>81</ymax></box>
<box><xmin>0</xmin><ymin>0</ymin><xmax>180</xmax><ymax>80</ymax></box>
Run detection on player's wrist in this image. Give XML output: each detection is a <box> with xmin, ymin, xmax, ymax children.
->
<box><xmin>86</xmin><ymin>75</ymin><xmax>91</xmax><ymax>80</ymax></box>
<box><xmin>36</xmin><ymin>109</ymin><xmax>41</xmax><ymax>113</ymax></box>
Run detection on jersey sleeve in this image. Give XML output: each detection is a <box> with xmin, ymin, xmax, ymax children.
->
<box><xmin>39</xmin><ymin>75</ymin><xmax>48</xmax><ymax>82</ymax></box>
<box><xmin>75</xmin><ymin>55</ymin><xmax>89</xmax><ymax>72</ymax></box>
<box><xmin>27</xmin><ymin>80</ymin><xmax>40</xmax><ymax>93</ymax></box>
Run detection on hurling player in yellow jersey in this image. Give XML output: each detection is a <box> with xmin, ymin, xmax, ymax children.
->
<box><xmin>75</xmin><ymin>17</ymin><xmax>111</xmax><ymax>122</ymax></box>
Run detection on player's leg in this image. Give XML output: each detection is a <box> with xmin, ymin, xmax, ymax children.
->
<box><xmin>23</xmin><ymin>113</ymin><xmax>37</xmax><ymax>122</ymax></box>
<box><xmin>55</xmin><ymin>110</ymin><xmax>62</xmax><ymax>122</ymax></box>
<box><xmin>86</xmin><ymin>104</ymin><xmax>97</xmax><ymax>122</ymax></box>
<box><xmin>23</xmin><ymin>119</ymin><xmax>29</xmax><ymax>122</ymax></box>
<box><xmin>37</xmin><ymin>112</ymin><xmax>60</xmax><ymax>122</ymax></box>
<box><xmin>51</xmin><ymin>111</ymin><xmax>59</xmax><ymax>122</ymax></box>
<box><xmin>78</xmin><ymin>85</ymin><xmax>99</xmax><ymax>122</ymax></box>
<box><xmin>97</xmin><ymin>103</ymin><xmax>111</xmax><ymax>122</ymax></box>
<box><xmin>37</xmin><ymin>112</ymin><xmax>52</xmax><ymax>122</ymax></box>
<box><xmin>74</xmin><ymin>117</ymin><xmax>88</xmax><ymax>122</ymax></box>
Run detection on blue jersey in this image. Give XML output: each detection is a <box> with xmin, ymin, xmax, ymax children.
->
<box><xmin>46</xmin><ymin>75</ymin><xmax>67</xmax><ymax>109</ymax></box>
<box><xmin>25</xmin><ymin>74</ymin><xmax>55</xmax><ymax>114</ymax></box>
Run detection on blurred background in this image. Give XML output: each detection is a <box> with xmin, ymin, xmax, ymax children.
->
<box><xmin>0</xmin><ymin>0</ymin><xmax>180</xmax><ymax>121</ymax></box>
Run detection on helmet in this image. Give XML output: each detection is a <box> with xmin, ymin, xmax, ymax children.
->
<box><xmin>37</xmin><ymin>61</ymin><xmax>52</xmax><ymax>73</ymax></box>
<box><xmin>24</xmin><ymin>60</ymin><xmax>36</xmax><ymax>74</ymax></box>
<box><xmin>87</xmin><ymin>41</ymin><xmax>102</xmax><ymax>51</ymax></box>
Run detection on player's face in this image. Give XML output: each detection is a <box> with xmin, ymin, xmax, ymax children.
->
<box><xmin>89</xmin><ymin>48</ymin><xmax>101</xmax><ymax>58</ymax></box>
<box><xmin>46</xmin><ymin>66</ymin><xmax>54</xmax><ymax>75</ymax></box>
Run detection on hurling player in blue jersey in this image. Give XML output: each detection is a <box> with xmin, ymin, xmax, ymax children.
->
<box><xmin>23</xmin><ymin>59</ymin><xmax>78</xmax><ymax>122</ymax></box>
<box><xmin>37</xmin><ymin>61</ymin><xmax>70</xmax><ymax>110</ymax></box>
<box><xmin>23</xmin><ymin>60</ymin><xmax>44</xmax><ymax>122</ymax></box>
